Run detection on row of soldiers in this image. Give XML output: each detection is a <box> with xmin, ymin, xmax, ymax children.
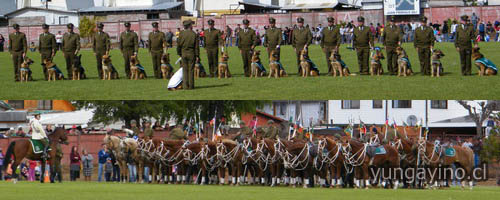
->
<box><xmin>9</xmin><ymin>14</ymin><xmax>477</xmax><ymax>82</ymax></box>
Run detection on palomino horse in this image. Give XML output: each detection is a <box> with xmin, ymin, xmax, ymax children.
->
<box><xmin>316</xmin><ymin>137</ymin><xmax>344</xmax><ymax>188</ymax></box>
<box><xmin>339</xmin><ymin>137</ymin><xmax>371</xmax><ymax>189</ymax></box>
<box><xmin>3</xmin><ymin>127</ymin><xmax>68</xmax><ymax>183</ymax></box>
<box><xmin>103</xmin><ymin>135</ymin><xmax>139</xmax><ymax>183</ymax></box>
<box><xmin>279</xmin><ymin>139</ymin><xmax>313</xmax><ymax>188</ymax></box>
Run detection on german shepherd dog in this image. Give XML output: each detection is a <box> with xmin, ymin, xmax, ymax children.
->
<box><xmin>250</xmin><ymin>50</ymin><xmax>263</xmax><ymax>78</ymax></box>
<box><xmin>431</xmin><ymin>49</ymin><xmax>445</xmax><ymax>77</ymax></box>
<box><xmin>44</xmin><ymin>59</ymin><xmax>64</xmax><ymax>81</ymax></box>
<box><xmin>300</xmin><ymin>48</ymin><xmax>311</xmax><ymax>77</ymax></box>
<box><xmin>20</xmin><ymin>57</ymin><xmax>34</xmax><ymax>82</ymax></box>
<box><xmin>161</xmin><ymin>53</ymin><xmax>174</xmax><ymax>79</ymax></box>
<box><xmin>72</xmin><ymin>54</ymin><xmax>86</xmax><ymax>80</ymax></box>
<box><xmin>218</xmin><ymin>51</ymin><xmax>230</xmax><ymax>79</ymax></box>
<box><xmin>268</xmin><ymin>49</ymin><xmax>286</xmax><ymax>78</ymax></box>
<box><xmin>329</xmin><ymin>51</ymin><xmax>350</xmax><ymax>77</ymax></box>
<box><xmin>472</xmin><ymin>47</ymin><xmax>497</xmax><ymax>76</ymax></box>
<box><xmin>102</xmin><ymin>55</ymin><xmax>119</xmax><ymax>80</ymax></box>
<box><xmin>194</xmin><ymin>56</ymin><xmax>206</xmax><ymax>78</ymax></box>
<box><xmin>130</xmin><ymin>55</ymin><xmax>146</xmax><ymax>80</ymax></box>
<box><xmin>370</xmin><ymin>48</ymin><xmax>384</xmax><ymax>76</ymax></box>
<box><xmin>396</xmin><ymin>46</ymin><xmax>413</xmax><ymax>77</ymax></box>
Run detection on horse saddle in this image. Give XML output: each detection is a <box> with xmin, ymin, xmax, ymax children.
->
<box><xmin>367</xmin><ymin>145</ymin><xmax>386</xmax><ymax>157</ymax></box>
<box><xmin>30</xmin><ymin>139</ymin><xmax>51</xmax><ymax>154</ymax></box>
<box><xmin>444</xmin><ymin>147</ymin><xmax>456</xmax><ymax>157</ymax></box>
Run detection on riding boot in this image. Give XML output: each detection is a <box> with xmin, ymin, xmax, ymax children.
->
<box><xmin>42</xmin><ymin>145</ymin><xmax>49</xmax><ymax>159</ymax></box>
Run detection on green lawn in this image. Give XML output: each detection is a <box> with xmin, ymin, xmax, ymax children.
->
<box><xmin>0</xmin><ymin>181</ymin><xmax>499</xmax><ymax>200</ymax></box>
<box><xmin>0</xmin><ymin>42</ymin><xmax>499</xmax><ymax>100</ymax></box>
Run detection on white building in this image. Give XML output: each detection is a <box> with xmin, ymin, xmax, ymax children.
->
<box><xmin>261</xmin><ymin>101</ymin><xmax>329</xmax><ymax>128</ymax></box>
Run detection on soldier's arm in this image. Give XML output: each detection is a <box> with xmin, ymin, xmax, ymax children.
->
<box><xmin>217</xmin><ymin>30</ymin><xmax>223</xmax><ymax>47</ymax></box>
<box><xmin>251</xmin><ymin>30</ymin><xmax>258</xmax><ymax>49</ymax></box>
<box><xmin>306</xmin><ymin>30</ymin><xmax>313</xmax><ymax>46</ymax></box>
<box><xmin>263</xmin><ymin>32</ymin><xmax>268</xmax><ymax>47</ymax></box>
<box><xmin>75</xmin><ymin>34</ymin><xmax>81</xmax><ymax>54</ymax></box>
<box><xmin>176</xmin><ymin>35</ymin><xmax>182</xmax><ymax>57</ymax></box>
<box><xmin>414</xmin><ymin>31</ymin><xmax>418</xmax><ymax>48</ymax></box>
<box><xmin>277</xmin><ymin>29</ymin><xmax>283</xmax><ymax>47</ymax></box>
<box><xmin>291</xmin><ymin>31</ymin><xmax>296</xmax><ymax>48</ymax></box>
<box><xmin>352</xmin><ymin>31</ymin><xmax>356</xmax><ymax>48</ymax></box>
<box><xmin>430</xmin><ymin>30</ymin><xmax>435</xmax><ymax>48</ymax></box>
<box><xmin>237</xmin><ymin>32</ymin><xmax>242</xmax><ymax>49</ymax></box>
<box><xmin>454</xmin><ymin>30</ymin><xmax>459</xmax><ymax>48</ymax></box>
<box><xmin>8</xmin><ymin>35</ymin><xmax>12</xmax><ymax>53</ymax></box>
<box><xmin>471</xmin><ymin>29</ymin><xmax>478</xmax><ymax>46</ymax></box>
<box><xmin>398</xmin><ymin>28</ymin><xmax>403</xmax><ymax>46</ymax></box>
<box><xmin>195</xmin><ymin>34</ymin><xmax>200</xmax><ymax>57</ymax></box>
<box><xmin>162</xmin><ymin>33</ymin><xmax>167</xmax><ymax>52</ymax></box>
<box><xmin>335</xmin><ymin>29</ymin><xmax>341</xmax><ymax>49</ymax></box>
<box><xmin>382</xmin><ymin>29</ymin><xmax>386</xmax><ymax>46</ymax></box>
<box><xmin>38</xmin><ymin>35</ymin><xmax>42</xmax><ymax>53</ymax></box>
<box><xmin>51</xmin><ymin>35</ymin><xmax>57</xmax><ymax>54</ymax></box>
<box><xmin>133</xmin><ymin>33</ymin><xmax>139</xmax><ymax>54</ymax></box>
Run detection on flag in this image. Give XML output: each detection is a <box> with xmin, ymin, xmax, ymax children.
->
<box><xmin>344</xmin><ymin>124</ymin><xmax>352</xmax><ymax>137</ymax></box>
<box><xmin>209</xmin><ymin>116</ymin><xmax>216</xmax><ymax>126</ymax></box>
<box><xmin>385</xmin><ymin>119</ymin><xmax>389</xmax><ymax>126</ymax></box>
<box><xmin>252</xmin><ymin>118</ymin><xmax>258</xmax><ymax>137</ymax></box>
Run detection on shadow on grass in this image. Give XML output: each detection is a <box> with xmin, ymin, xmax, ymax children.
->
<box><xmin>195</xmin><ymin>83</ymin><xmax>231</xmax><ymax>89</ymax></box>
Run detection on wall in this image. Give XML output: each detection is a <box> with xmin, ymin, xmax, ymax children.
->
<box><xmin>8</xmin><ymin>9</ymin><xmax>79</xmax><ymax>26</ymax></box>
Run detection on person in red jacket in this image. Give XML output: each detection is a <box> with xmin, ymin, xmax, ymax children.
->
<box><xmin>69</xmin><ymin>146</ymin><xmax>81</xmax><ymax>181</ymax></box>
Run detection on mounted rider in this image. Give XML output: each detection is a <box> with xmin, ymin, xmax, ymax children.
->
<box><xmin>30</xmin><ymin>114</ymin><xmax>49</xmax><ymax>159</ymax></box>
<box><xmin>143</xmin><ymin>120</ymin><xmax>154</xmax><ymax>139</ymax></box>
<box><xmin>263</xmin><ymin>120</ymin><xmax>278</xmax><ymax>140</ymax></box>
<box><xmin>129</xmin><ymin>119</ymin><xmax>140</xmax><ymax>138</ymax></box>
<box><xmin>168</xmin><ymin>124</ymin><xmax>187</xmax><ymax>140</ymax></box>
<box><xmin>235</xmin><ymin>121</ymin><xmax>252</xmax><ymax>143</ymax></box>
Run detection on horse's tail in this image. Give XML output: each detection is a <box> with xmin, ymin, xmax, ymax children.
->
<box><xmin>3</xmin><ymin>141</ymin><xmax>16</xmax><ymax>170</ymax></box>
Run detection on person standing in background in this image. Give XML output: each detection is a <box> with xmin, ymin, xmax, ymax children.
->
<box><xmin>0</xmin><ymin>148</ymin><xmax>5</xmax><ymax>180</ymax></box>
<box><xmin>69</xmin><ymin>146</ymin><xmax>81</xmax><ymax>181</ymax></box>
<box><xmin>120</xmin><ymin>22</ymin><xmax>139</xmax><ymax>78</ymax></box>
<box><xmin>98</xmin><ymin>144</ymin><xmax>109</xmax><ymax>182</ymax></box>
<box><xmin>81</xmin><ymin>149</ymin><xmax>93</xmax><ymax>182</ymax></box>
<box><xmin>9</xmin><ymin>23</ymin><xmax>27</xmax><ymax>82</ymax></box>
<box><xmin>109</xmin><ymin>151</ymin><xmax>120</xmax><ymax>182</ymax></box>
<box><xmin>62</xmin><ymin>23</ymin><xmax>80</xmax><ymax>79</ymax></box>
<box><xmin>55</xmin><ymin>31</ymin><xmax>63</xmax><ymax>50</ymax></box>
<box><xmin>105</xmin><ymin>158</ymin><xmax>113</xmax><ymax>182</ymax></box>
<box><xmin>28</xmin><ymin>160</ymin><xmax>37</xmax><ymax>181</ymax></box>
<box><xmin>93</xmin><ymin>23</ymin><xmax>111</xmax><ymax>79</ymax></box>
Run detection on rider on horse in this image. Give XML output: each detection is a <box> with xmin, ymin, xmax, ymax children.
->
<box><xmin>263</xmin><ymin>120</ymin><xmax>278</xmax><ymax>140</ymax></box>
<box><xmin>30</xmin><ymin>114</ymin><xmax>49</xmax><ymax>159</ymax></box>
<box><xmin>168</xmin><ymin>124</ymin><xmax>187</xmax><ymax>140</ymax></box>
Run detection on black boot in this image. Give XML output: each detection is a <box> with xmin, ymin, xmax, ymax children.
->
<box><xmin>42</xmin><ymin>146</ymin><xmax>49</xmax><ymax>159</ymax></box>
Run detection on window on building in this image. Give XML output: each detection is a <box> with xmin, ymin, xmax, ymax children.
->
<box><xmin>431</xmin><ymin>100</ymin><xmax>447</xmax><ymax>109</ymax></box>
<box><xmin>37</xmin><ymin>100</ymin><xmax>53</xmax><ymax>110</ymax></box>
<box><xmin>392</xmin><ymin>100</ymin><xmax>412</xmax><ymax>108</ymax></box>
<box><xmin>147</xmin><ymin>13</ymin><xmax>160</xmax><ymax>20</ymax></box>
<box><xmin>373</xmin><ymin>100</ymin><xmax>383</xmax><ymax>109</ymax></box>
<box><xmin>342</xmin><ymin>100</ymin><xmax>360</xmax><ymax>109</ymax></box>
<box><xmin>9</xmin><ymin>100</ymin><xmax>24</xmax><ymax>109</ymax></box>
<box><xmin>59</xmin><ymin>16</ymin><xmax>69</xmax><ymax>24</ymax></box>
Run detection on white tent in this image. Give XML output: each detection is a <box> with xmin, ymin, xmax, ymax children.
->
<box><xmin>38</xmin><ymin>109</ymin><xmax>94</xmax><ymax>128</ymax></box>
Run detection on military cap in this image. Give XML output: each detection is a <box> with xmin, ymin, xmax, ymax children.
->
<box><xmin>389</xmin><ymin>15</ymin><xmax>396</xmax><ymax>22</ymax></box>
<box><xmin>67</xmin><ymin>23</ymin><xmax>74</xmax><ymax>29</ymax></box>
<box><xmin>207</xmin><ymin>19</ymin><xmax>214</xmax><ymax>25</ymax></box>
<box><xmin>242</xmin><ymin>19</ymin><xmax>250</xmax><ymax>25</ymax></box>
<box><xmin>12</xmin><ymin>23</ymin><xmax>20</xmax><ymax>29</ymax></box>
<box><xmin>42</xmin><ymin>23</ymin><xmax>49</xmax><ymax>29</ymax></box>
<box><xmin>124</xmin><ymin>22</ymin><xmax>131</xmax><ymax>27</ymax></box>
<box><xmin>327</xmin><ymin>17</ymin><xmax>334</xmax><ymax>23</ymax></box>
<box><xmin>269</xmin><ymin>17</ymin><xmax>276</xmax><ymax>24</ymax></box>
<box><xmin>297</xmin><ymin>17</ymin><xmax>304</xmax><ymax>23</ymax></box>
<box><xmin>357</xmin><ymin>16</ymin><xmax>365</xmax><ymax>22</ymax></box>
<box><xmin>97</xmin><ymin>23</ymin><xmax>104</xmax><ymax>28</ymax></box>
<box><xmin>183</xmin><ymin>19</ymin><xmax>193</xmax><ymax>26</ymax></box>
<box><xmin>460</xmin><ymin>15</ymin><xmax>469</xmax><ymax>22</ymax></box>
<box><xmin>267</xmin><ymin>120</ymin><xmax>274</xmax><ymax>124</ymax></box>
<box><xmin>131</xmin><ymin>119</ymin><xmax>137</xmax><ymax>124</ymax></box>
<box><xmin>152</xmin><ymin>22</ymin><xmax>159</xmax><ymax>28</ymax></box>
<box><xmin>420</xmin><ymin>16</ymin><xmax>428</xmax><ymax>22</ymax></box>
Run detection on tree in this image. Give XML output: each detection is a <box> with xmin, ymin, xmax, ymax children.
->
<box><xmin>73</xmin><ymin>101</ymin><xmax>267</xmax><ymax>128</ymax></box>
<box><xmin>78</xmin><ymin>16</ymin><xmax>96</xmax><ymax>44</ymax></box>
<box><xmin>457</xmin><ymin>100</ymin><xmax>497</xmax><ymax>138</ymax></box>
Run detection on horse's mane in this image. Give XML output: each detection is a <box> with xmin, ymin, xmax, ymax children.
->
<box><xmin>221</xmin><ymin>139</ymin><xmax>237</xmax><ymax>145</ymax></box>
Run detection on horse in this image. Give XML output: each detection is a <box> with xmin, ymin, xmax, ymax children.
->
<box><xmin>158</xmin><ymin>139</ymin><xmax>186</xmax><ymax>184</ymax></box>
<box><xmin>338</xmin><ymin>137</ymin><xmax>371</xmax><ymax>189</ymax></box>
<box><xmin>103</xmin><ymin>135</ymin><xmax>138</xmax><ymax>183</ymax></box>
<box><xmin>261</xmin><ymin>138</ymin><xmax>284</xmax><ymax>186</ymax></box>
<box><xmin>137</xmin><ymin>137</ymin><xmax>162</xmax><ymax>183</ymax></box>
<box><xmin>279</xmin><ymin>139</ymin><xmax>313</xmax><ymax>188</ymax></box>
<box><xmin>216</xmin><ymin>139</ymin><xmax>244</xmax><ymax>185</ymax></box>
<box><xmin>440</xmin><ymin>145</ymin><xmax>475</xmax><ymax>190</ymax></box>
<box><xmin>394</xmin><ymin>137</ymin><xmax>422</xmax><ymax>188</ymax></box>
<box><xmin>316</xmin><ymin>137</ymin><xmax>344</xmax><ymax>188</ymax></box>
<box><xmin>3</xmin><ymin>127</ymin><xmax>68</xmax><ymax>183</ymax></box>
<box><xmin>242</xmin><ymin>137</ymin><xmax>268</xmax><ymax>185</ymax></box>
<box><xmin>366</xmin><ymin>140</ymin><xmax>401</xmax><ymax>189</ymax></box>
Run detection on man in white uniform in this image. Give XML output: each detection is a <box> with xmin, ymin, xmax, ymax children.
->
<box><xmin>31</xmin><ymin>114</ymin><xmax>49</xmax><ymax>158</ymax></box>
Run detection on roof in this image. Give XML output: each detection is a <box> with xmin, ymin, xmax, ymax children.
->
<box><xmin>256</xmin><ymin>110</ymin><xmax>285</xmax><ymax>122</ymax></box>
<box><xmin>80</xmin><ymin>2</ymin><xmax>183</xmax><ymax>13</ymax></box>
<box><xmin>0</xmin><ymin>0</ymin><xmax>17</xmax><ymax>17</ymax></box>
<box><xmin>238</xmin><ymin>1</ymin><xmax>281</xmax><ymax>9</ymax></box>
<box><xmin>0</xmin><ymin>101</ymin><xmax>13</xmax><ymax>111</ymax></box>
<box><xmin>4</xmin><ymin>7</ymin><xmax>77</xmax><ymax>17</ymax></box>
<box><xmin>282</xmin><ymin>2</ymin><xmax>339</xmax><ymax>10</ymax></box>
<box><xmin>430</xmin><ymin>115</ymin><xmax>483</xmax><ymax>127</ymax></box>
<box><xmin>66</xmin><ymin>0</ymin><xmax>95</xmax><ymax>11</ymax></box>
<box><xmin>0</xmin><ymin>111</ymin><xmax>27</xmax><ymax>122</ymax></box>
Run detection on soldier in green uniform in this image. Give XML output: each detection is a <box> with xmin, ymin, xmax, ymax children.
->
<box><xmin>383</xmin><ymin>16</ymin><xmax>402</xmax><ymax>75</ymax></box>
<box><xmin>236</xmin><ymin>121</ymin><xmax>252</xmax><ymax>142</ymax></box>
<box><xmin>455</xmin><ymin>15</ymin><xmax>478</xmax><ymax>76</ymax></box>
<box><xmin>62</xmin><ymin>23</ymin><xmax>80</xmax><ymax>79</ymax></box>
<box><xmin>93</xmin><ymin>23</ymin><xmax>111</xmax><ymax>79</ymax></box>
<box><xmin>321</xmin><ymin>17</ymin><xmax>341</xmax><ymax>75</ymax></box>
<box><xmin>414</xmin><ymin>16</ymin><xmax>435</xmax><ymax>75</ymax></box>
<box><xmin>352</xmin><ymin>16</ymin><xmax>374</xmax><ymax>75</ymax></box>
<box><xmin>148</xmin><ymin>22</ymin><xmax>167</xmax><ymax>79</ymax></box>
<box><xmin>264</xmin><ymin>120</ymin><xmax>278</xmax><ymax>140</ymax></box>
<box><xmin>292</xmin><ymin>17</ymin><xmax>312</xmax><ymax>75</ymax></box>
<box><xmin>38</xmin><ymin>23</ymin><xmax>57</xmax><ymax>80</ymax></box>
<box><xmin>177</xmin><ymin>19</ymin><xmax>200</xmax><ymax>90</ymax></box>
<box><xmin>143</xmin><ymin>121</ymin><xmax>154</xmax><ymax>139</ymax></box>
<box><xmin>120</xmin><ymin>22</ymin><xmax>139</xmax><ymax>78</ymax></box>
<box><xmin>168</xmin><ymin>124</ymin><xmax>187</xmax><ymax>140</ymax></box>
<box><xmin>8</xmin><ymin>24</ymin><xmax>27</xmax><ymax>82</ymax></box>
<box><xmin>130</xmin><ymin>120</ymin><xmax>140</xmax><ymax>138</ymax></box>
<box><xmin>204</xmin><ymin>19</ymin><xmax>222</xmax><ymax>77</ymax></box>
<box><xmin>237</xmin><ymin>19</ymin><xmax>258</xmax><ymax>77</ymax></box>
<box><xmin>264</xmin><ymin>17</ymin><xmax>282</xmax><ymax>59</ymax></box>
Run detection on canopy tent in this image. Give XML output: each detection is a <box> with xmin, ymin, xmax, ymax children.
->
<box><xmin>38</xmin><ymin>109</ymin><xmax>94</xmax><ymax>128</ymax></box>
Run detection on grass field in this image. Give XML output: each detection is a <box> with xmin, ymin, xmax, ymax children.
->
<box><xmin>0</xmin><ymin>42</ymin><xmax>499</xmax><ymax>100</ymax></box>
<box><xmin>0</xmin><ymin>181</ymin><xmax>499</xmax><ymax>200</ymax></box>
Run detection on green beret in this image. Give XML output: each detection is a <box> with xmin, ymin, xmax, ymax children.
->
<box><xmin>67</xmin><ymin>23</ymin><xmax>74</xmax><ymax>29</ymax></box>
<box><xmin>12</xmin><ymin>23</ymin><xmax>20</xmax><ymax>29</ymax></box>
<box><xmin>357</xmin><ymin>16</ymin><xmax>364</xmax><ymax>22</ymax></box>
<box><xmin>207</xmin><ymin>19</ymin><xmax>214</xmax><ymax>25</ymax></box>
<box><xmin>327</xmin><ymin>17</ymin><xmax>334</xmax><ymax>23</ymax></box>
<box><xmin>243</xmin><ymin>19</ymin><xmax>250</xmax><ymax>25</ymax></box>
<box><xmin>269</xmin><ymin>17</ymin><xmax>276</xmax><ymax>24</ymax></box>
<box><xmin>152</xmin><ymin>22</ymin><xmax>159</xmax><ymax>28</ymax></box>
<box><xmin>183</xmin><ymin>20</ymin><xmax>193</xmax><ymax>26</ymax></box>
<box><xmin>124</xmin><ymin>22</ymin><xmax>131</xmax><ymax>27</ymax></box>
<box><xmin>42</xmin><ymin>24</ymin><xmax>49</xmax><ymax>29</ymax></box>
<box><xmin>297</xmin><ymin>17</ymin><xmax>304</xmax><ymax>23</ymax></box>
<box><xmin>421</xmin><ymin>16</ymin><xmax>428</xmax><ymax>22</ymax></box>
<box><xmin>97</xmin><ymin>23</ymin><xmax>104</xmax><ymax>28</ymax></box>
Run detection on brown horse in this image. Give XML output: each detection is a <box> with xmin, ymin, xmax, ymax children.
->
<box><xmin>3</xmin><ymin>127</ymin><xmax>68</xmax><ymax>183</ymax></box>
<box><xmin>339</xmin><ymin>137</ymin><xmax>371</xmax><ymax>189</ymax></box>
<box><xmin>279</xmin><ymin>139</ymin><xmax>313</xmax><ymax>188</ymax></box>
<box><xmin>159</xmin><ymin>139</ymin><xmax>186</xmax><ymax>183</ymax></box>
<box><xmin>137</xmin><ymin>137</ymin><xmax>162</xmax><ymax>183</ymax></box>
<box><xmin>242</xmin><ymin>137</ymin><xmax>267</xmax><ymax>185</ymax></box>
<box><xmin>217</xmin><ymin>139</ymin><xmax>244</xmax><ymax>185</ymax></box>
<box><xmin>367</xmin><ymin>141</ymin><xmax>401</xmax><ymax>189</ymax></box>
<box><xmin>262</xmin><ymin>138</ymin><xmax>284</xmax><ymax>187</ymax></box>
<box><xmin>316</xmin><ymin>138</ymin><xmax>344</xmax><ymax>188</ymax></box>
<box><xmin>441</xmin><ymin>145</ymin><xmax>474</xmax><ymax>190</ymax></box>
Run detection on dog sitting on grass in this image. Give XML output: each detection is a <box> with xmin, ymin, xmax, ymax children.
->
<box><xmin>130</xmin><ymin>55</ymin><xmax>146</xmax><ymax>80</ymax></box>
<box><xmin>160</xmin><ymin>53</ymin><xmax>174</xmax><ymax>79</ymax></box>
<box><xmin>43</xmin><ymin>59</ymin><xmax>64</xmax><ymax>81</ymax></box>
<box><xmin>20</xmin><ymin>57</ymin><xmax>34</xmax><ymax>82</ymax></box>
<box><xmin>194</xmin><ymin>57</ymin><xmax>207</xmax><ymax>79</ymax></box>
<box><xmin>330</xmin><ymin>51</ymin><xmax>350</xmax><ymax>77</ymax></box>
<box><xmin>431</xmin><ymin>49</ymin><xmax>445</xmax><ymax>77</ymax></box>
<box><xmin>218</xmin><ymin>52</ymin><xmax>230</xmax><ymax>79</ymax></box>
<box><xmin>472</xmin><ymin>47</ymin><xmax>497</xmax><ymax>76</ymax></box>
<box><xmin>370</xmin><ymin>47</ymin><xmax>385</xmax><ymax>76</ymax></box>
<box><xmin>102</xmin><ymin>55</ymin><xmax>119</xmax><ymax>80</ymax></box>
<box><xmin>396</xmin><ymin>46</ymin><xmax>413</xmax><ymax>77</ymax></box>
<box><xmin>72</xmin><ymin>54</ymin><xmax>86</xmax><ymax>80</ymax></box>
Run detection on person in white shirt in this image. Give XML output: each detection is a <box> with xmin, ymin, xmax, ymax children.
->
<box><xmin>30</xmin><ymin>114</ymin><xmax>49</xmax><ymax>158</ymax></box>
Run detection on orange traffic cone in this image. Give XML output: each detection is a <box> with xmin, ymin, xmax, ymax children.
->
<box><xmin>44</xmin><ymin>170</ymin><xmax>50</xmax><ymax>183</ymax></box>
